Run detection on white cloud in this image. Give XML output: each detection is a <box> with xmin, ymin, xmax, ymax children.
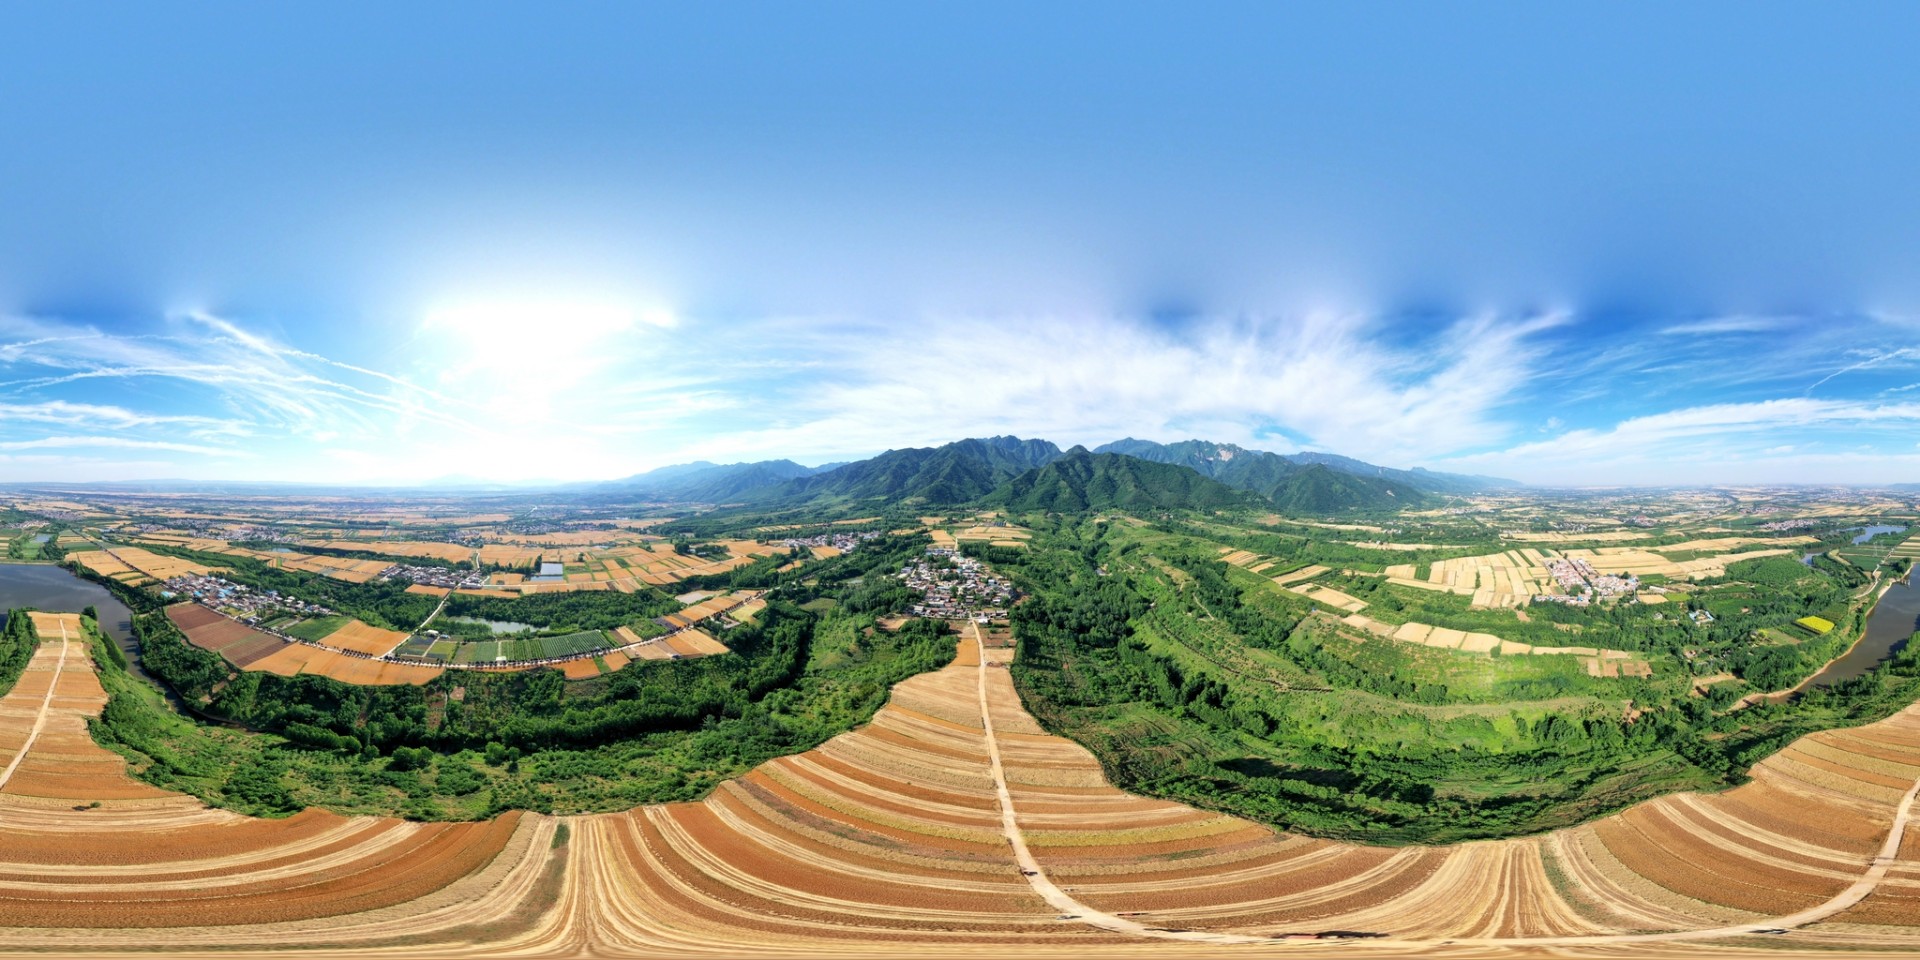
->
<box><xmin>1806</xmin><ymin>347</ymin><xmax>1920</xmax><ymax>394</ymax></box>
<box><xmin>1659</xmin><ymin>316</ymin><xmax>1789</xmax><ymax>336</ymax></box>
<box><xmin>0</xmin><ymin>400</ymin><xmax>246</xmax><ymax>434</ymax></box>
<box><xmin>0</xmin><ymin>435</ymin><xmax>246</xmax><ymax>456</ymax></box>
<box><xmin>1435</xmin><ymin>398</ymin><xmax>1920</xmax><ymax>484</ymax></box>
<box><xmin>660</xmin><ymin>311</ymin><xmax>1563</xmax><ymax>468</ymax></box>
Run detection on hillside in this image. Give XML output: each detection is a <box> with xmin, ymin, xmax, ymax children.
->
<box><xmin>760</xmin><ymin>436</ymin><xmax>1062</xmax><ymax>505</ymax></box>
<box><xmin>1093</xmin><ymin>438</ymin><xmax>1433</xmax><ymax>511</ymax></box>
<box><xmin>1096</xmin><ymin>438</ymin><xmax>1515</xmax><ymax>495</ymax></box>
<box><xmin>984</xmin><ymin>448</ymin><xmax>1253</xmax><ymax>514</ymax></box>
<box><xmin>1265</xmin><ymin>463</ymin><xmax>1420</xmax><ymax>513</ymax></box>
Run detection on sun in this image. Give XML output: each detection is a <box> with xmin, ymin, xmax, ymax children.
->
<box><xmin>421</xmin><ymin>300</ymin><xmax>677</xmax><ymax>379</ymax></box>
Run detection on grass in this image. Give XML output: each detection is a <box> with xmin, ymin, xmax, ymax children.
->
<box><xmin>281</xmin><ymin>614</ymin><xmax>350</xmax><ymax>642</ymax></box>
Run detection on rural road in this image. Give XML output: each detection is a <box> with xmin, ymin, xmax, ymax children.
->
<box><xmin>1448</xmin><ymin>768</ymin><xmax>1920</xmax><ymax>949</ymax></box>
<box><xmin>0</xmin><ymin>618</ymin><xmax>68</xmax><ymax>792</ymax></box>
<box><xmin>415</xmin><ymin>589</ymin><xmax>452</xmax><ymax>633</ymax></box>
<box><xmin>970</xmin><ymin>622</ymin><xmax>1286</xmax><ymax>946</ymax></box>
<box><xmin>971</xmin><ymin>618</ymin><xmax>1920</xmax><ymax>950</ymax></box>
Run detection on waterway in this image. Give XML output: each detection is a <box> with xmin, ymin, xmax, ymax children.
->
<box><xmin>1802</xmin><ymin>577</ymin><xmax>1920</xmax><ymax>689</ymax></box>
<box><xmin>0</xmin><ymin>562</ymin><xmax>150</xmax><ymax>682</ymax></box>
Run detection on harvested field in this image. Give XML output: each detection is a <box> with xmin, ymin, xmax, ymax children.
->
<box><xmin>1271</xmin><ymin>564</ymin><xmax>1328</xmax><ymax>585</ymax></box>
<box><xmin>676</xmin><ymin>628</ymin><xmax>730</xmax><ymax>656</ymax></box>
<box><xmin>3</xmin><ymin>602</ymin><xmax>1919</xmax><ymax>955</ymax></box>
<box><xmin>1504</xmin><ymin>530</ymin><xmax>1656</xmax><ymax>543</ymax></box>
<box><xmin>302</xmin><ymin>539</ymin><xmax>475</xmax><ymax>563</ymax></box>
<box><xmin>1426</xmin><ymin>550</ymin><xmax>1551</xmax><ymax>608</ymax></box>
<box><xmin>272</xmin><ymin>552</ymin><xmax>391</xmax><ymax>582</ymax></box>
<box><xmin>0</xmin><ymin>625</ymin><xmax>534</xmax><ymax>933</ymax></box>
<box><xmin>321</xmin><ymin>619</ymin><xmax>410</xmax><ymax>656</ymax></box>
<box><xmin>1330</xmin><ymin>607</ymin><xmax>1640</xmax><ymax>662</ymax></box>
<box><xmin>955</xmin><ymin>525</ymin><xmax>1029</xmax><ymax>542</ymax></box>
<box><xmin>64</xmin><ymin>550</ymin><xmax>141</xmax><ymax>582</ymax></box>
<box><xmin>1284</xmin><ymin>583</ymin><xmax>1366</xmax><ymax>611</ymax></box>
<box><xmin>630</xmin><ymin>640</ymin><xmax>673</xmax><ymax>660</ymax></box>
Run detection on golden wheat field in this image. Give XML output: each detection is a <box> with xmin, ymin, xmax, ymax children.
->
<box><xmin>1</xmin><ymin>614</ymin><xmax>1917</xmax><ymax>958</ymax></box>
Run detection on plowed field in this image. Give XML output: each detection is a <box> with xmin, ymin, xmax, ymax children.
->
<box><xmin>3</xmin><ymin>612</ymin><xmax>1917</xmax><ymax>957</ymax></box>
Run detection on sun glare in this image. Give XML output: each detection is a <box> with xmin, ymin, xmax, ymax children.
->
<box><xmin>423</xmin><ymin>301</ymin><xmax>643</xmax><ymax>338</ymax></box>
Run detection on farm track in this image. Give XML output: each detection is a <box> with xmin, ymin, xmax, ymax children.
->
<box><xmin>0</xmin><ymin>613</ymin><xmax>1918</xmax><ymax>956</ymax></box>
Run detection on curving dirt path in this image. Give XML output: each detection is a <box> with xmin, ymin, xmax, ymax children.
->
<box><xmin>970</xmin><ymin>621</ymin><xmax>1283</xmax><ymax>946</ymax></box>
<box><xmin>0</xmin><ymin>609</ymin><xmax>1917</xmax><ymax>956</ymax></box>
<box><xmin>1448</xmin><ymin>769</ymin><xmax>1920</xmax><ymax>949</ymax></box>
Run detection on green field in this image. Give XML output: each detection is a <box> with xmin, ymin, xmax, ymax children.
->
<box><xmin>280</xmin><ymin>615</ymin><xmax>350</xmax><ymax>642</ymax></box>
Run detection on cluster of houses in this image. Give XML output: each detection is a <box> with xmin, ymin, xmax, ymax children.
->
<box><xmin>378</xmin><ymin>563</ymin><xmax>489</xmax><ymax>590</ymax></box>
<box><xmin>1534</xmin><ymin>557</ymin><xmax>1641</xmax><ymax>607</ymax></box>
<box><xmin>160</xmin><ymin>573</ymin><xmax>334</xmax><ymax>622</ymax></box>
<box><xmin>898</xmin><ymin>547</ymin><xmax>1014</xmax><ymax>622</ymax></box>
<box><xmin>223</xmin><ymin>524</ymin><xmax>299</xmax><ymax>543</ymax></box>
<box><xmin>780</xmin><ymin>530</ymin><xmax>881</xmax><ymax>553</ymax></box>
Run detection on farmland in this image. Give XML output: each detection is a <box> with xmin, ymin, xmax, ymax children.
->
<box><xmin>4</xmin><ymin>480</ymin><xmax>1920</xmax><ymax>954</ymax></box>
<box><xmin>0</xmin><ymin>609</ymin><xmax>1917</xmax><ymax>955</ymax></box>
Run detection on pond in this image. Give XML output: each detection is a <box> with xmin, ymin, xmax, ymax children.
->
<box><xmin>0</xmin><ymin>562</ymin><xmax>150</xmax><ymax>681</ymax></box>
<box><xmin>1801</xmin><ymin>578</ymin><xmax>1920</xmax><ymax>689</ymax></box>
<box><xmin>1849</xmin><ymin>524</ymin><xmax>1908</xmax><ymax>545</ymax></box>
<box><xmin>440</xmin><ymin>616</ymin><xmax>536</xmax><ymax>635</ymax></box>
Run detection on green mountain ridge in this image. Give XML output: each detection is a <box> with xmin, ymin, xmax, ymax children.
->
<box><xmin>983</xmin><ymin>448</ymin><xmax>1256</xmax><ymax>514</ymax></box>
<box><xmin>1098</xmin><ymin>437</ymin><xmax>1512</xmax><ymax>495</ymax></box>
<box><xmin>757</xmin><ymin>436</ymin><xmax>1063</xmax><ymax>505</ymax></box>
<box><xmin>1092</xmin><ymin>438</ymin><xmax>1431</xmax><ymax>512</ymax></box>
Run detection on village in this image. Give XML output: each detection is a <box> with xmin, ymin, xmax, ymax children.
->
<box><xmin>780</xmin><ymin>530</ymin><xmax>882</xmax><ymax>553</ymax></box>
<box><xmin>160</xmin><ymin>573</ymin><xmax>335</xmax><ymax>623</ymax></box>
<box><xmin>897</xmin><ymin>546</ymin><xmax>1014</xmax><ymax>621</ymax></box>
<box><xmin>378</xmin><ymin>562</ymin><xmax>490</xmax><ymax>590</ymax></box>
<box><xmin>1533</xmin><ymin>556</ymin><xmax>1641</xmax><ymax>607</ymax></box>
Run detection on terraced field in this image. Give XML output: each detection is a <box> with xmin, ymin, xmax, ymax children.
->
<box><xmin>2</xmin><ymin>613</ymin><xmax>1917</xmax><ymax>956</ymax></box>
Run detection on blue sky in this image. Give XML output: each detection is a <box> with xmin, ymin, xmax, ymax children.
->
<box><xmin>3</xmin><ymin>3</ymin><xmax>1920</xmax><ymax>486</ymax></box>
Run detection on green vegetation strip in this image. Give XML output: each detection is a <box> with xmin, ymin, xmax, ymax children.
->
<box><xmin>88</xmin><ymin>533</ymin><xmax>955</xmax><ymax>820</ymax></box>
<box><xmin>997</xmin><ymin>514</ymin><xmax>1918</xmax><ymax>844</ymax></box>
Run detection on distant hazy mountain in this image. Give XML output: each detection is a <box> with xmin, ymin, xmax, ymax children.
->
<box><xmin>1094</xmin><ymin>438</ymin><xmax>1515</xmax><ymax>496</ymax></box>
<box><xmin>1285</xmin><ymin>450</ymin><xmax>1520</xmax><ymax>494</ymax></box>
<box><xmin>985</xmin><ymin>448</ymin><xmax>1253</xmax><ymax>514</ymax></box>
<box><xmin>755</xmin><ymin>436</ymin><xmax>1063</xmax><ymax>506</ymax></box>
<box><xmin>605</xmin><ymin>459</ymin><xmax>823</xmax><ymax>502</ymax></box>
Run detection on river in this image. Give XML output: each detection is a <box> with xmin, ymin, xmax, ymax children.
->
<box><xmin>1801</xmin><ymin>576</ymin><xmax>1920</xmax><ymax>689</ymax></box>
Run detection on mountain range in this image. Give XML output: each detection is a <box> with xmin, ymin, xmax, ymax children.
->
<box><xmin>603</xmin><ymin>436</ymin><xmax>1518</xmax><ymax>515</ymax></box>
